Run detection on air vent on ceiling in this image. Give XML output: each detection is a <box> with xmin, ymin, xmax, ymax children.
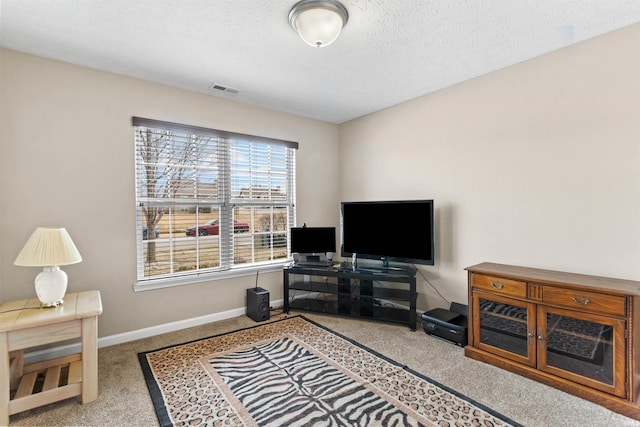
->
<box><xmin>209</xmin><ymin>83</ymin><xmax>241</xmax><ymax>94</ymax></box>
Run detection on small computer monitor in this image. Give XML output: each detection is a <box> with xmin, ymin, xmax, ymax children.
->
<box><xmin>290</xmin><ymin>227</ymin><xmax>336</xmax><ymax>255</ymax></box>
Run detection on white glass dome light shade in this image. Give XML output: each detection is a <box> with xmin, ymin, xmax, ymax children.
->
<box><xmin>293</xmin><ymin>8</ymin><xmax>343</xmax><ymax>47</ymax></box>
<box><xmin>289</xmin><ymin>0</ymin><xmax>349</xmax><ymax>48</ymax></box>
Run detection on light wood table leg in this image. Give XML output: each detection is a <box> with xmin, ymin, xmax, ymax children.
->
<box><xmin>1</xmin><ymin>331</ymin><xmax>9</xmax><ymax>427</ymax></box>
<box><xmin>81</xmin><ymin>316</ymin><xmax>98</xmax><ymax>403</ymax></box>
<box><xmin>9</xmin><ymin>350</ymin><xmax>24</xmax><ymax>390</ymax></box>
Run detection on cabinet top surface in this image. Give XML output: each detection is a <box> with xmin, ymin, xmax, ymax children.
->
<box><xmin>0</xmin><ymin>290</ymin><xmax>102</xmax><ymax>332</ymax></box>
<box><xmin>466</xmin><ymin>262</ymin><xmax>640</xmax><ymax>296</ymax></box>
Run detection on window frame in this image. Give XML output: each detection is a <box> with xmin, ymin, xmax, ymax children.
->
<box><xmin>132</xmin><ymin>117</ymin><xmax>298</xmax><ymax>291</ymax></box>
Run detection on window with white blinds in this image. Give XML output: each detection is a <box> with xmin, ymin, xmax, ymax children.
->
<box><xmin>133</xmin><ymin>117</ymin><xmax>297</xmax><ymax>288</ymax></box>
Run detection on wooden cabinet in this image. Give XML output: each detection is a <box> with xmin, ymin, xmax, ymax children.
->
<box><xmin>284</xmin><ymin>263</ymin><xmax>417</xmax><ymax>330</ymax></box>
<box><xmin>465</xmin><ymin>263</ymin><xmax>640</xmax><ymax>420</ymax></box>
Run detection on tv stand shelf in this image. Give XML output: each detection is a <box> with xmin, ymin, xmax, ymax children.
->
<box><xmin>283</xmin><ymin>263</ymin><xmax>418</xmax><ymax>330</ymax></box>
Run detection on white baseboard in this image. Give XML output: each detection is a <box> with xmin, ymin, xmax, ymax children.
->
<box><xmin>25</xmin><ymin>299</ymin><xmax>284</xmax><ymax>364</ymax></box>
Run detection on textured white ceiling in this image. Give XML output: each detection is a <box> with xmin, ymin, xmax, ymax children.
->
<box><xmin>1</xmin><ymin>0</ymin><xmax>639</xmax><ymax>123</ymax></box>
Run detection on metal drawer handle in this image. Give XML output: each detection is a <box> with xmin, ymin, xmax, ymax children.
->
<box><xmin>491</xmin><ymin>281</ymin><xmax>504</xmax><ymax>290</ymax></box>
<box><xmin>572</xmin><ymin>295</ymin><xmax>590</xmax><ymax>305</ymax></box>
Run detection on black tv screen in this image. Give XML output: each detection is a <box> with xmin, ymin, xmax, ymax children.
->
<box><xmin>341</xmin><ymin>200</ymin><xmax>434</xmax><ymax>265</ymax></box>
<box><xmin>290</xmin><ymin>227</ymin><xmax>336</xmax><ymax>255</ymax></box>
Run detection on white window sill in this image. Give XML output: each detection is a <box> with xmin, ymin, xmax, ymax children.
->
<box><xmin>133</xmin><ymin>262</ymin><xmax>290</xmax><ymax>292</ymax></box>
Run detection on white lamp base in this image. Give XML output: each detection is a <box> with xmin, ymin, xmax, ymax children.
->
<box><xmin>35</xmin><ymin>266</ymin><xmax>68</xmax><ymax>307</ymax></box>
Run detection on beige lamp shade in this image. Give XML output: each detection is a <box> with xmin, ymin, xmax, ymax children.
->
<box><xmin>14</xmin><ymin>227</ymin><xmax>82</xmax><ymax>307</ymax></box>
<box><xmin>14</xmin><ymin>227</ymin><xmax>82</xmax><ymax>267</ymax></box>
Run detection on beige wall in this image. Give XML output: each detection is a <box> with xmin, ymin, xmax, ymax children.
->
<box><xmin>0</xmin><ymin>48</ymin><xmax>340</xmax><ymax>336</ymax></box>
<box><xmin>2</xmin><ymin>22</ymin><xmax>639</xmax><ymax>337</ymax></box>
<box><xmin>339</xmin><ymin>23</ymin><xmax>640</xmax><ymax>308</ymax></box>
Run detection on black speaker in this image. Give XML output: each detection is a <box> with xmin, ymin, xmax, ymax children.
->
<box><xmin>247</xmin><ymin>287</ymin><xmax>270</xmax><ymax>322</ymax></box>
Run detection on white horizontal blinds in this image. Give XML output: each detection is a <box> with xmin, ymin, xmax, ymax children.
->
<box><xmin>135</xmin><ymin>128</ymin><xmax>221</xmax><ymax>202</ymax></box>
<box><xmin>133</xmin><ymin>117</ymin><xmax>297</xmax><ymax>283</ymax></box>
<box><xmin>217</xmin><ymin>137</ymin><xmax>233</xmax><ymax>270</ymax></box>
<box><xmin>134</xmin><ymin>122</ymin><xmax>225</xmax><ymax>281</ymax></box>
<box><xmin>230</xmin><ymin>141</ymin><xmax>289</xmax><ymax>201</ymax></box>
<box><xmin>133</xmin><ymin>117</ymin><xmax>299</xmax><ymax>149</ymax></box>
<box><xmin>288</xmin><ymin>150</ymin><xmax>297</xmax><ymax>257</ymax></box>
<box><xmin>230</xmin><ymin>141</ymin><xmax>293</xmax><ymax>266</ymax></box>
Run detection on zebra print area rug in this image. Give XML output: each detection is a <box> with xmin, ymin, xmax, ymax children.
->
<box><xmin>138</xmin><ymin>316</ymin><xmax>521</xmax><ymax>427</ymax></box>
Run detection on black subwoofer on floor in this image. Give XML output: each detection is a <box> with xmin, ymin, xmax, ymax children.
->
<box><xmin>247</xmin><ymin>287</ymin><xmax>270</xmax><ymax>322</ymax></box>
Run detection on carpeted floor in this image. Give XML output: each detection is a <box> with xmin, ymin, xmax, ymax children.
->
<box><xmin>8</xmin><ymin>311</ymin><xmax>640</xmax><ymax>426</ymax></box>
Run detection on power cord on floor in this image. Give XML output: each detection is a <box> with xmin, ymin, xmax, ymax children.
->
<box><xmin>414</xmin><ymin>265</ymin><xmax>451</xmax><ymax>305</ymax></box>
<box><xmin>269</xmin><ymin>307</ymin><xmax>290</xmax><ymax>319</ymax></box>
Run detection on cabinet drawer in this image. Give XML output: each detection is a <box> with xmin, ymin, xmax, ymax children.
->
<box><xmin>543</xmin><ymin>287</ymin><xmax>626</xmax><ymax>317</ymax></box>
<box><xmin>472</xmin><ymin>274</ymin><xmax>526</xmax><ymax>298</ymax></box>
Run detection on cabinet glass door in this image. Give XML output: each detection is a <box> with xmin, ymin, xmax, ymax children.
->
<box><xmin>538</xmin><ymin>306</ymin><xmax>626</xmax><ymax>398</ymax></box>
<box><xmin>473</xmin><ymin>292</ymin><xmax>536</xmax><ymax>367</ymax></box>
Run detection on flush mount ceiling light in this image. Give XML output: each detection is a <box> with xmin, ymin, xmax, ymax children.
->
<box><xmin>289</xmin><ymin>0</ymin><xmax>349</xmax><ymax>48</ymax></box>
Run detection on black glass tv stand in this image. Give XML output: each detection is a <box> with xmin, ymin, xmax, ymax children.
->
<box><xmin>339</xmin><ymin>261</ymin><xmax>417</xmax><ymax>276</ymax></box>
<box><xmin>283</xmin><ymin>262</ymin><xmax>418</xmax><ymax>330</ymax></box>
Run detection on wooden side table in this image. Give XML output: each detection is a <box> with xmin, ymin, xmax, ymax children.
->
<box><xmin>0</xmin><ymin>290</ymin><xmax>102</xmax><ymax>425</ymax></box>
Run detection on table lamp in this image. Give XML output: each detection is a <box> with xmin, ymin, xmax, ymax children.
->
<box><xmin>14</xmin><ymin>227</ymin><xmax>82</xmax><ymax>307</ymax></box>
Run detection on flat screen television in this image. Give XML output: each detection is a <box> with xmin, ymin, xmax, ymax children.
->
<box><xmin>340</xmin><ymin>200</ymin><xmax>434</xmax><ymax>267</ymax></box>
<box><xmin>290</xmin><ymin>226</ymin><xmax>337</xmax><ymax>256</ymax></box>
